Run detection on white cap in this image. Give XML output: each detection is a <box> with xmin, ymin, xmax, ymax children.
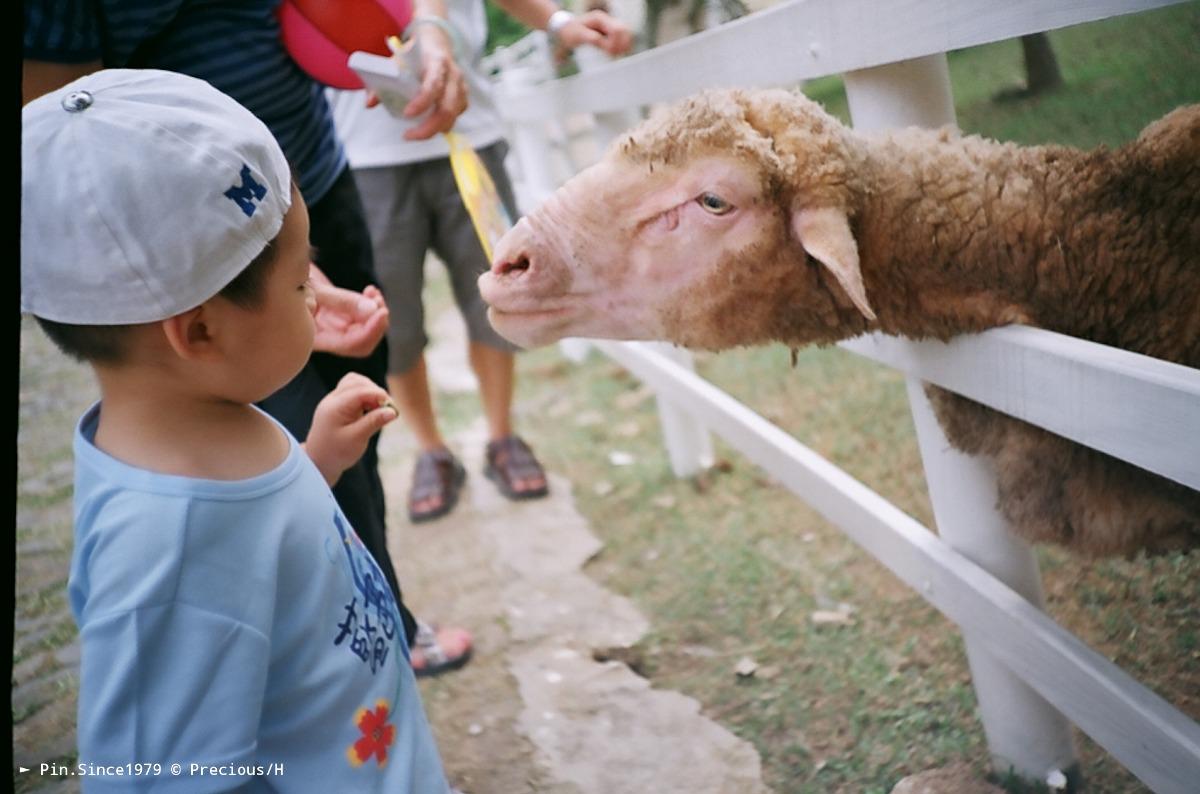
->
<box><xmin>21</xmin><ymin>69</ymin><xmax>293</xmax><ymax>325</ymax></box>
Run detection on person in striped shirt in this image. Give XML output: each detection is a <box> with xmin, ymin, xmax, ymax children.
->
<box><xmin>24</xmin><ymin>0</ymin><xmax>475</xmax><ymax>678</ymax></box>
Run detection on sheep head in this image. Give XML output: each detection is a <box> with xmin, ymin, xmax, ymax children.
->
<box><xmin>479</xmin><ymin>88</ymin><xmax>877</xmax><ymax>351</ymax></box>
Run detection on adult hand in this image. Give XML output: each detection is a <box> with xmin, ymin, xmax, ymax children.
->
<box><xmin>402</xmin><ymin>22</ymin><xmax>468</xmax><ymax>140</ymax></box>
<box><xmin>309</xmin><ymin>264</ymin><xmax>390</xmax><ymax>358</ymax></box>
<box><xmin>559</xmin><ymin>11</ymin><xmax>634</xmax><ymax>57</ymax></box>
<box><xmin>304</xmin><ymin>373</ymin><xmax>399</xmax><ymax>485</ymax></box>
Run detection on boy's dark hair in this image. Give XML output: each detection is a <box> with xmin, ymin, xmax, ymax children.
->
<box><xmin>214</xmin><ymin>235</ymin><xmax>279</xmax><ymax>311</ymax></box>
<box><xmin>35</xmin><ymin>236</ymin><xmax>280</xmax><ymax>364</ymax></box>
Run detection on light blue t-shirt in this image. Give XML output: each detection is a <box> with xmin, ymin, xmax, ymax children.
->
<box><xmin>69</xmin><ymin>403</ymin><xmax>449</xmax><ymax>793</ymax></box>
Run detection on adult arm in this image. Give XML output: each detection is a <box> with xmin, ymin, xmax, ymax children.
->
<box><xmin>491</xmin><ymin>0</ymin><xmax>634</xmax><ymax>56</ymax></box>
<box><xmin>398</xmin><ymin>0</ymin><xmax>470</xmax><ymax>139</ymax></box>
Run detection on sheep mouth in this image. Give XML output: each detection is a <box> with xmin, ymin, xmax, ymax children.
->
<box><xmin>487</xmin><ymin>304</ymin><xmax>571</xmax><ymax>322</ymax></box>
<box><xmin>478</xmin><ymin>264</ymin><xmax>570</xmax><ymax>315</ymax></box>
<box><xmin>486</xmin><ymin>304</ymin><xmax>575</xmax><ymax>347</ymax></box>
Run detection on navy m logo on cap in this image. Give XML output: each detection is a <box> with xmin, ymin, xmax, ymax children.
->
<box><xmin>224</xmin><ymin>164</ymin><xmax>268</xmax><ymax>217</ymax></box>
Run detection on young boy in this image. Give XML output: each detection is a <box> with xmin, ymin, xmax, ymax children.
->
<box><xmin>21</xmin><ymin>69</ymin><xmax>451</xmax><ymax>791</ymax></box>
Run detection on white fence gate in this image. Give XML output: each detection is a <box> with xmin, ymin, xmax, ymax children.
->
<box><xmin>487</xmin><ymin>1</ymin><xmax>1200</xmax><ymax>790</ymax></box>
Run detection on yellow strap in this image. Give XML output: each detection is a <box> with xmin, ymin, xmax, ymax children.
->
<box><xmin>445</xmin><ymin>132</ymin><xmax>513</xmax><ymax>262</ymax></box>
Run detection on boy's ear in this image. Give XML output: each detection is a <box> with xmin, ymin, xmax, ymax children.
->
<box><xmin>159</xmin><ymin>305</ymin><xmax>218</xmax><ymax>360</ymax></box>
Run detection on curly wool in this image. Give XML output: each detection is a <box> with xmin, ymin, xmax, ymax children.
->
<box><xmin>631</xmin><ymin>90</ymin><xmax>1200</xmax><ymax>557</ymax></box>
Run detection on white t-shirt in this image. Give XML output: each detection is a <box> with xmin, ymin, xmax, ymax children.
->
<box><xmin>328</xmin><ymin>0</ymin><xmax>505</xmax><ymax>168</ymax></box>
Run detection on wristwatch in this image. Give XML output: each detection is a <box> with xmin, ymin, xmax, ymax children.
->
<box><xmin>546</xmin><ymin>9</ymin><xmax>576</xmax><ymax>46</ymax></box>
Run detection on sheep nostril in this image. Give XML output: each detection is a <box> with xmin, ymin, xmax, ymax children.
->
<box><xmin>497</xmin><ymin>255</ymin><xmax>531</xmax><ymax>276</ymax></box>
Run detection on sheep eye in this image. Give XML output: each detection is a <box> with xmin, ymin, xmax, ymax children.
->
<box><xmin>697</xmin><ymin>192</ymin><xmax>732</xmax><ymax>215</ymax></box>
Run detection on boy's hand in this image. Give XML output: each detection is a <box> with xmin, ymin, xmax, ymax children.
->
<box><xmin>304</xmin><ymin>374</ymin><xmax>399</xmax><ymax>485</ymax></box>
<box><xmin>310</xmin><ymin>264</ymin><xmax>390</xmax><ymax>358</ymax></box>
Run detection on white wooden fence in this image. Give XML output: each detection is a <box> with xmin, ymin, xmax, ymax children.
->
<box><xmin>487</xmin><ymin>1</ymin><xmax>1200</xmax><ymax>790</ymax></box>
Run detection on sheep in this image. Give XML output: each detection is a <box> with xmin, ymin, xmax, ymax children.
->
<box><xmin>478</xmin><ymin>87</ymin><xmax>1200</xmax><ymax>558</ymax></box>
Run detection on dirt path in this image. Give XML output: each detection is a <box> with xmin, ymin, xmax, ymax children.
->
<box><xmin>379</xmin><ymin>310</ymin><xmax>770</xmax><ymax>794</ymax></box>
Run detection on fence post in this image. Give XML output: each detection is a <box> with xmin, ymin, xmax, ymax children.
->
<box><xmin>573</xmin><ymin>48</ymin><xmax>715</xmax><ymax>478</ymax></box>
<box><xmin>572</xmin><ymin>46</ymin><xmax>644</xmax><ymax>146</ymax></box>
<box><xmin>640</xmin><ymin>342</ymin><xmax>716</xmax><ymax>477</ymax></box>
<box><xmin>495</xmin><ymin>62</ymin><xmax>562</xmax><ymax>210</ymax></box>
<box><xmin>843</xmin><ymin>55</ymin><xmax>1080</xmax><ymax>787</ymax></box>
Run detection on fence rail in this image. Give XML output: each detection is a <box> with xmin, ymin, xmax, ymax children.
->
<box><xmin>499</xmin><ymin>0</ymin><xmax>1183</xmax><ymax>121</ymax></box>
<box><xmin>841</xmin><ymin>329</ymin><xmax>1200</xmax><ymax>491</ymax></box>
<box><xmin>490</xmin><ymin>0</ymin><xmax>1199</xmax><ymax>790</ymax></box>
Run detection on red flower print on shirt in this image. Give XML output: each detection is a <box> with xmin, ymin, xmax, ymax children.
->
<box><xmin>346</xmin><ymin>699</ymin><xmax>395</xmax><ymax>768</ymax></box>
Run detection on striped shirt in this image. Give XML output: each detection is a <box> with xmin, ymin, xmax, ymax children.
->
<box><xmin>25</xmin><ymin>0</ymin><xmax>346</xmax><ymax>205</ymax></box>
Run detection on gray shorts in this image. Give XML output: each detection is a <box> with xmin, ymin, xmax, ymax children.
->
<box><xmin>353</xmin><ymin>141</ymin><xmax>521</xmax><ymax>375</ymax></box>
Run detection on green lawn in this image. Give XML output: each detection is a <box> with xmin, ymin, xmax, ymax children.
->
<box><xmin>804</xmin><ymin>3</ymin><xmax>1200</xmax><ymax>148</ymax></box>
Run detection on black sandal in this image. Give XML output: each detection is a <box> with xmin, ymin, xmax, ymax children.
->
<box><xmin>408</xmin><ymin>449</ymin><xmax>466</xmax><ymax>523</ymax></box>
<box><xmin>484</xmin><ymin>435</ymin><xmax>549</xmax><ymax>501</ymax></box>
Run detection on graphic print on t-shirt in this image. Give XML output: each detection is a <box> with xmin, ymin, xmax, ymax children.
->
<box><xmin>331</xmin><ymin>512</ymin><xmax>405</xmax><ymax>671</ymax></box>
<box><xmin>346</xmin><ymin>698</ymin><xmax>396</xmax><ymax>768</ymax></box>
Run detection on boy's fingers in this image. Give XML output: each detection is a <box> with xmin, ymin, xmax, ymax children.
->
<box><xmin>362</xmin><ymin>285</ymin><xmax>387</xmax><ymax>309</ymax></box>
<box><xmin>359</xmin><ymin>312</ymin><xmax>389</xmax><ymax>343</ymax></box>
<box><xmin>328</xmin><ymin>381</ymin><xmax>390</xmax><ymax>410</ymax></box>
<box><xmin>345</xmin><ymin>389</ymin><xmax>391</xmax><ymax>415</ymax></box>
<box><xmin>335</xmin><ymin>372</ymin><xmax>375</xmax><ymax>390</ymax></box>
<box><xmin>314</xmin><ymin>281</ymin><xmax>377</xmax><ymax>319</ymax></box>
<box><xmin>377</xmin><ymin>394</ymin><xmax>399</xmax><ymax>417</ymax></box>
<box><xmin>370</xmin><ymin>403</ymin><xmax>400</xmax><ymax>426</ymax></box>
<box><xmin>344</xmin><ymin>404</ymin><xmax>399</xmax><ymax>440</ymax></box>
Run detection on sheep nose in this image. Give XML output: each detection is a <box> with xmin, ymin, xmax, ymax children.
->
<box><xmin>490</xmin><ymin>217</ymin><xmax>536</xmax><ymax>278</ymax></box>
<box><xmin>492</xmin><ymin>253</ymin><xmax>531</xmax><ymax>277</ymax></box>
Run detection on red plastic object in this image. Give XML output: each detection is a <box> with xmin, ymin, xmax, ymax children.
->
<box><xmin>279</xmin><ymin>0</ymin><xmax>414</xmax><ymax>89</ymax></box>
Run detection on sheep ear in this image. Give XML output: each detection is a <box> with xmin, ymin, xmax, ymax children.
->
<box><xmin>791</xmin><ymin>207</ymin><xmax>876</xmax><ymax>321</ymax></box>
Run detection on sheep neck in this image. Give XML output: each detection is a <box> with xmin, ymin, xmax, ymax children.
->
<box><xmin>853</xmin><ymin>129</ymin><xmax>1121</xmax><ymax>343</ymax></box>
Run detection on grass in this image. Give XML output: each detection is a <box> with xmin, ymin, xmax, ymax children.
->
<box><xmin>801</xmin><ymin>3</ymin><xmax>1200</xmax><ymax>147</ymax></box>
<box><xmin>501</xmin><ymin>5</ymin><xmax>1200</xmax><ymax>792</ymax></box>
<box><xmin>515</xmin><ymin>355</ymin><xmax>994</xmax><ymax>790</ymax></box>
